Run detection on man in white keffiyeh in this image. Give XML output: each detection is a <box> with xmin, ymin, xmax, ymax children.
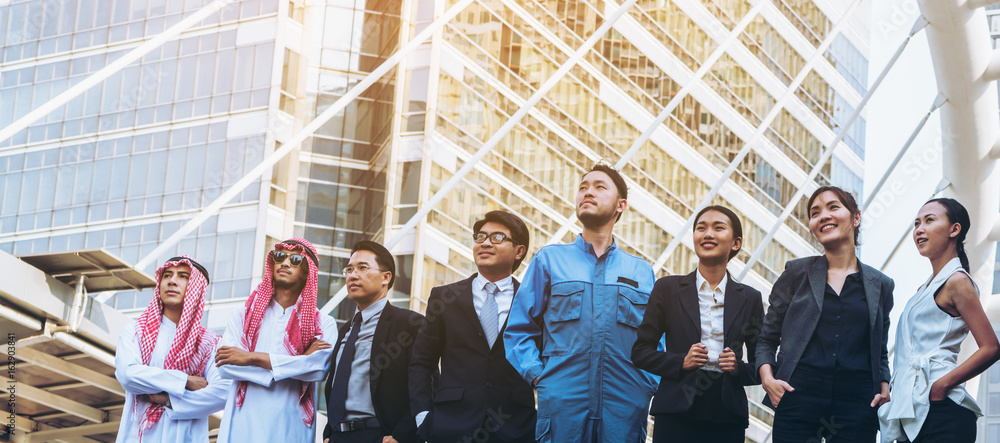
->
<box><xmin>114</xmin><ymin>255</ymin><xmax>230</xmax><ymax>443</ymax></box>
<box><xmin>214</xmin><ymin>238</ymin><xmax>339</xmax><ymax>443</ymax></box>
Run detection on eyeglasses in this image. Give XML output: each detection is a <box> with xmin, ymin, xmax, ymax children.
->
<box><xmin>342</xmin><ymin>264</ymin><xmax>385</xmax><ymax>275</ymax></box>
<box><xmin>271</xmin><ymin>250</ymin><xmax>307</xmax><ymax>267</ymax></box>
<box><xmin>473</xmin><ymin>232</ymin><xmax>515</xmax><ymax>245</ymax></box>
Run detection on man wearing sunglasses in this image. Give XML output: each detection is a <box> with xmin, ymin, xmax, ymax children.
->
<box><xmin>409</xmin><ymin>210</ymin><xmax>536</xmax><ymax>443</ymax></box>
<box><xmin>215</xmin><ymin>238</ymin><xmax>339</xmax><ymax>443</ymax></box>
<box><xmin>323</xmin><ymin>240</ymin><xmax>424</xmax><ymax>443</ymax></box>
<box><xmin>504</xmin><ymin>164</ymin><xmax>659</xmax><ymax>442</ymax></box>
<box><xmin>115</xmin><ymin>255</ymin><xmax>228</xmax><ymax>442</ymax></box>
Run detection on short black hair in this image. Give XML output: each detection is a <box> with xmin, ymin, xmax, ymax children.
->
<box><xmin>473</xmin><ymin>210</ymin><xmax>531</xmax><ymax>271</ymax></box>
<box><xmin>694</xmin><ymin>205</ymin><xmax>743</xmax><ymax>261</ymax></box>
<box><xmin>350</xmin><ymin>240</ymin><xmax>396</xmax><ymax>290</ymax></box>
<box><xmin>585</xmin><ymin>163</ymin><xmax>628</xmax><ymax>221</ymax></box>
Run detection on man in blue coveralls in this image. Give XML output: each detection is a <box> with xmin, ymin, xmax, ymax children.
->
<box><xmin>504</xmin><ymin>163</ymin><xmax>659</xmax><ymax>442</ymax></box>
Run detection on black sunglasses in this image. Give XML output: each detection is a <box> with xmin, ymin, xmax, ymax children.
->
<box><xmin>271</xmin><ymin>250</ymin><xmax>307</xmax><ymax>267</ymax></box>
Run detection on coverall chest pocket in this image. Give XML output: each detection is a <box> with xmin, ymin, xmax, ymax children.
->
<box><xmin>548</xmin><ymin>281</ymin><xmax>584</xmax><ymax>322</ymax></box>
<box><xmin>616</xmin><ymin>286</ymin><xmax>646</xmax><ymax>328</ymax></box>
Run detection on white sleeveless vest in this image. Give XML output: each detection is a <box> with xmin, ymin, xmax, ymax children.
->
<box><xmin>878</xmin><ymin>257</ymin><xmax>982</xmax><ymax>442</ymax></box>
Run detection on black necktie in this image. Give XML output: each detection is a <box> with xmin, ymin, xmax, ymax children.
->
<box><xmin>328</xmin><ymin>312</ymin><xmax>362</xmax><ymax>425</ymax></box>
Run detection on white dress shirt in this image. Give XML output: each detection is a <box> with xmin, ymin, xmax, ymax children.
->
<box><xmin>696</xmin><ymin>269</ymin><xmax>727</xmax><ymax>373</ymax></box>
<box><xmin>472</xmin><ymin>274</ymin><xmax>515</xmax><ymax>329</ymax></box>
<box><xmin>333</xmin><ymin>297</ymin><xmax>388</xmax><ymax>420</ymax></box>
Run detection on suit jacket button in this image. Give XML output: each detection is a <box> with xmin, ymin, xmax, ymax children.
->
<box><xmin>486</xmin><ymin>382</ymin><xmax>493</xmax><ymax>388</ymax></box>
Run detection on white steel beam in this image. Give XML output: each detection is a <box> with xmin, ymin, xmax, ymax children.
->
<box><xmin>917</xmin><ymin>0</ymin><xmax>1000</xmax><ymax>306</ymax></box>
<box><xmin>738</xmin><ymin>17</ymin><xmax>925</xmax><ymax>279</ymax></box>
<box><xmin>321</xmin><ymin>0</ymin><xmax>643</xmax><ymax>314</ymax></box>
<box><xmin>0</xmin><ymin>0</ymin><xmax>238</xmax><ymax>145</ymax></box>
<box><xmin>135</xmin><ymin>0</ymin><xmax>479</xmax><ymax>272</ymax></box>
<box><xmin>543</xmin><ymin>0</ymin><xmax>768</xmax><ymax>247</ymax></box>
<box><xmin>652</xmin><ymin>0</ymin><xmax>866</xmax><ymax>272</ymax></box>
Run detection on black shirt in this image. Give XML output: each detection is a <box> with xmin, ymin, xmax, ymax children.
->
<box><xmin>799</xmin><ymin>271</ymin><xmax>871</xmax><ymax>372</ymax></box>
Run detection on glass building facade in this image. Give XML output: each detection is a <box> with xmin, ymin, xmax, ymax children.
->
<box><xmin>0</xmin><ymin>0</ymin><xmax>869</xmax><ymax>439</ymax></box>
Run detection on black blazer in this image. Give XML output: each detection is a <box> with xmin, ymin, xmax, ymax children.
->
<box><xmin>409</xmin><ymin>275</ymin><xmax>535</xmax><ymax>443</ymax></box>
<box><xmin>631</xmin><ymin>270</ymin><xmax>763</xmax><ymax>422</ymax></box>
<box><xmin>755</xmin><ymin>255</ymin><xmax>894</xmax><ymax>408</ymax></box>
<box><xmin>323</xmin><ymin>302</ymin><xmax>425</xmax><ymax>443</ymax></box>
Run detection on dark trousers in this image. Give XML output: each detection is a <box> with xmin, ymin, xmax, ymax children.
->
<box><xmin>772</xmin><ymin>366</ymin><xmax>878</xmax><ymax>443</ymax></box>
<box><xmin>328</xmin><ymin>429</ymin><xmax>385</xmax><ymax>443</ymax></box>
<box><xmin>652</xmin><ymin>370</ymin><xmax>746</xmax><ymax>443</ymax></box>
<box><xmin>910</xmin><ymin>399</ymin><xmax>977</xmax><ymax>443</ymax></box>
<box><xmin>652</xmin><ymin>415</ymin><xmax>744</xmax><ymax>442</ymax></box>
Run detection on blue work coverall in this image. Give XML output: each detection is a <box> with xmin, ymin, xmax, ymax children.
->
<box><xmin>504</xmin><ymin>235</ymin><xmax>659</xmax><ymax>442</ymax></box>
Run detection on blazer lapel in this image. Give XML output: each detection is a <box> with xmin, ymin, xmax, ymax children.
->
<box><xmin>808</xmin><ymin>256</ymin><xmax>828</xmax><ymax>311</ymax></box>
<box><xmin>679</xmin><ymin>271</ymin><xmax>701</xmax><ymax>331</ymax></box>
<box><xmin>860</xmin><ymin>262</ymin><xmax>880</xmax><ymax>331</ymax></box>
<box><xmin>723</xmin><ymin>274</ymin><xmax>746</xmax><ymax>345</ymax></box>
<box><xmin>456</xmin><ymin>275</ymin><xmax>488</xmax><ymax>347</ymax></box>
<box><xmin>497</xmin><ymin>278</ymin><xmax>521</xmax><ymax>338</ymax></box>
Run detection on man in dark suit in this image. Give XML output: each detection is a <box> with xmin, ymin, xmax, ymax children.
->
<box><xmin>324</xmin><ymin>240</ymin><xmax>424</xmax><ymax>443</ymax></box>
<box><xmin>409</xmin><ymin>210</ymin><xmax>536</xmax><ymax>443</ymax></box>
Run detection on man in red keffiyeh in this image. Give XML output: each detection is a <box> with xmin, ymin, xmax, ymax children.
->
<box><xmin>215</xmin><ymin>238</ymin><xmax>338</xmax><ymax>443</ymax></box>
<box><xmin>114</xmin><ymin>255</ymin><xmax>229</xmax><ymax>443</ymax></box>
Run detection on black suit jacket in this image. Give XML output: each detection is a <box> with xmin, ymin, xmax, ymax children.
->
<box><xmin>409</xmin><ymin>275</ymin><xmax>535</xmax><ymax>443</ymax></box>
<box><xmin>323</xmin><ymin>302</ymin><xmax>424</xmax><ymax>443</ymax></box>
<box><xmin>631</xmin><ymin>270</ymin><xmax>764</xmax><ymax>423</ymax></box>
<box><xmin>755</xmin><ymin>256</ymin><xmax>894</xmax><ymax>408</ymax></box>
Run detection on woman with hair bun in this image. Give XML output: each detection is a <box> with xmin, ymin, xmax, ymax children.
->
<box><xmin>879</xmin><ymin>198</ymin><xmax>1000</xmax><ymax>443</ymax></box>
<box><xmin>632</xmin><ymin>205</ymin><xmax>763</xmax><ymax>442</ymax></box>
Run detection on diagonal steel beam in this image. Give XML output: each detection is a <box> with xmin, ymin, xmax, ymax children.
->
<box><xmin>320</xmin><ymin>0</ymin><xmax>643</xmax><ymax>314</ymax></box>
<box><xmin>737</xmin><ymin>16</ymin><xmax>927</xmax><ymax>280</ymax></box>
<box><xmin>651</xmin><ymin>0</ymin><xmax>866</xmax><ymax>272</ymax></box>
<box><xmin>0</xmin><ymin>0</ymin><xmax>238</xmax><ymax>145</ymax></box>
<box><xmin>543</xmin><ymin>0</ymin><xmax>770</xmax><ymax>247</ymax></box>
<box><xmin>134</xmin><ymin>0</ymin><xmax>479</xmax><ymax>271</ymax></box>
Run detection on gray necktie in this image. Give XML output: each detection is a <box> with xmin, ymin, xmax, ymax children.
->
<box><xmin>480</xmin><ymin>282</ymin><xmax>499</xmax><ymax>348</ymax></box>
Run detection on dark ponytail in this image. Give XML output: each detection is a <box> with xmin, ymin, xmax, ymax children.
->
<box><xmin>926</xmin><ymin>197</ymin><xmax>971</xmax><ymax>272</ymax></box>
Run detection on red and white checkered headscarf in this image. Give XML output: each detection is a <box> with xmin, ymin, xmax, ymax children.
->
<box><xmin>234</xmin><ymin>238</ymin><xmax>321</xmax><ymax>427</ymax></box>
<box><xmin>133</xmin><ymin>255</ymin><xmax>218</xmax><ymax>440</ymax></box>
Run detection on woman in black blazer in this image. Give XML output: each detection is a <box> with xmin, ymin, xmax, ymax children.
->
<box><xmin>756</xmin><ymin>186</ymin><xmax>894</xmax><ymax>443</ymax></box>
<box><xmin>632</xmin><ymin>205</ymin><xmax>764</xmax><ymax>442</ymax></box>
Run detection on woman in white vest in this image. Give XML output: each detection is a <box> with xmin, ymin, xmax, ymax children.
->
<box><xmin>879</xmin><ymin>198</ymin><xmax>1000</xmax><ymax>442</ymax></box>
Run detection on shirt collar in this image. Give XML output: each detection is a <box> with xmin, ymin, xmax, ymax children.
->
<box><xmin>574</xmin><ymin>234</ymin><xmax>618</xmax><ymax>257</ymax></box>
<box><xmin>696</xmin><ymin>268</ymin><xmax>728</xmax><ymax>293</ymax></box>
<box><xmin>356</xmin><ymin>297</ymin><xmax>389</xmax><ymax>323</ymax></box>
<box><xmin>159</xmin><ymin>316</ymin><xmax>177</xmax><ymax>329</ymax></box>
<box><xmin>473</xmin><ymin>273</ymin><xmax>514</xmax><ymax>292</ymax></box>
